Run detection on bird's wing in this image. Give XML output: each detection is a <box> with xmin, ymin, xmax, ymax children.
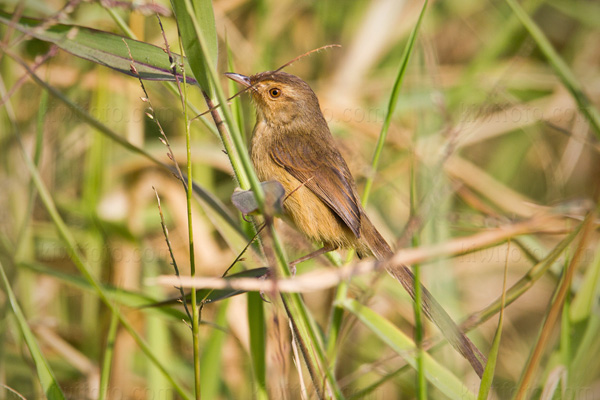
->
<box><xmin>270</xmin><ymin>133</ymin><xmax>362</xmax><ymax>237</ymax></box>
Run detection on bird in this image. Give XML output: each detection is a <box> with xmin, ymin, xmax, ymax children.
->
<box><xmin>226</xmin><ymin>70</ymin><xmax>485</xmax><ymax>377</ymax></box>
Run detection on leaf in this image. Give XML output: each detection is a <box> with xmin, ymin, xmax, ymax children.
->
<box><xmin>342</xmin><ymin>299</ymin><xmax>476</xmax><ymax>400</ymax></box>
<box><xmin>231</xmin><ymin>181</ymin><xmax>286</xmax><ymax>216</ymax></box>
<box><xmin>170</xmin><ymin>0</ymin><xmax>218</xmax><ymax>95</ymax></box>
<box><xmin>0</xmin><ymin>11</ymin><xmax>197</xmax><ymax>85</ymax></box>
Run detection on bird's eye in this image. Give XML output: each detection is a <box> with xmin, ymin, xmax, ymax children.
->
<box><xmin>269</xmin><ymin>88</ymin><xmax>282</xmax><ymax>98</ymax></box>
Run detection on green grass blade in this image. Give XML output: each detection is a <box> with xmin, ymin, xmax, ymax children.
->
<box><xmin>200</xmin><ymin>301</ymin><xmax>229</xmax><ymax>399</ymax></box>
<box><xmin>505</xmin><ymin>0</ymin><xmax>600</xmax><ymax>138</ymax></box>
<box><xmin>227</xmin><ymin>43</ymin><xmax>246</xmax><ymax>143</ymax></box>
<box><xmin>478</xmin><ymin>243</ymin><xmax>510</xmax><ymax>399</ymax></box>
<box><xmin>248</xmin><ymin>291</ymin><xmax>267</xmax><ymax>400</ymax></box>
<box><xmin>0</xmin><ymin>11</ymin><xmax>196</xmax><ymax>84</ymax></box>
<box><xmin>477</xmin><ymin>316</ymin><xmax>502</xmax><ymax>399</ymax></box>
<box><xmin>362</xmin><ymin>0</ymin><xmax>428</xmax><ymax>205</ymax></box>
<box><xmin>170</xmin><ymin>0</ymin><xmax>217</xmax><ymax>95</ymax></box>
<box><xmin>0</xmin><ymin>261</ymin><xmax>66</xmax><ymax>400</ymax></box>
<box><xmin>548</xmin><ymin>0</ymin><xmax>600</xmax><ymax>28</ymax></box>
<box><xmin>98</xmin><ymin>308</ymin><xmax>119</xmax><ymax>400</ymax></box>
<box><xmin>570</xmin><ymin>244</ymin><xmax>600</xmax><ymax>322</ymax></box>
<box><xmin>570</xmin><ymin>315</ymin><xmax>600</xmax><ymax>390</ymax></box>
<box><xmin>342</xmin><ymin>299</ymin><xmax>475</xmax><ymax>400</ymax></box>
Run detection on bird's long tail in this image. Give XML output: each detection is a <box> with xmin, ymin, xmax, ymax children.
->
<box><xmin>360</xmin><ymin>213</ymin><xmax>486</xmax><ymax>378</ymax></box>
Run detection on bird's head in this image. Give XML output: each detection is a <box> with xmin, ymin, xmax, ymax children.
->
<box><xmin>225</xmin><ymin>71</ymin><xmax>322</xmax><ymax>128</ymax></box>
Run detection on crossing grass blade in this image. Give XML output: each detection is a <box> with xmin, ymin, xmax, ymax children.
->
<box><xmin>342</xmin><ymin>299</ymin><xmax>476</xmax><ymax>400</ymax></box>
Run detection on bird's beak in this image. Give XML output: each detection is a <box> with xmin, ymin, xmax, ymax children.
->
<box><xmin>224</xmin><ymin>72</ymin><xmax>251</xmax><ymax>88</ymax></box>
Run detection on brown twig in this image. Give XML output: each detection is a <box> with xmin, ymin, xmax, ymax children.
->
<box><xmin>153</xmin><ymin>215</ymin><xmax>563</xmax><ymax>292</ymax></box>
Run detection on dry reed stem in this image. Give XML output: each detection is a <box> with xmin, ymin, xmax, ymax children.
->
<box><xmin>152</xmin><ymin>214</ymin><xmax>562</xmax><ymax>292</ymax></box>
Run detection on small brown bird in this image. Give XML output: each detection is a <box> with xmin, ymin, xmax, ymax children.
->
<box><xmin>226</xmin><ymin>70</ymin><xmax>390</xmax><ymax>262</ymax></box>
<box><xmin>226</xmin><ymin>70</ymin><xmax>485</xmax><ymax>376</ymax></box>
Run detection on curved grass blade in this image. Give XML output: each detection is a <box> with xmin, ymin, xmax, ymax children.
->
<box><xmin>505</xmin><ymin>0</ymin><xmax>600</xmax><ymax>138</ymax></box>
<box><xmin>0</xmin><ymin>11</ymin><xmax>197</xmax><ymax>85</ymax></box>
<box><xmin>342</xmin><ymin>298</ymin><xmax>476</xmax><ymax>400</ymax></box>
<box><xmin>0</xmin><ymin>261</ymin><xmax>66</xmax><ymax>400</ymax></box>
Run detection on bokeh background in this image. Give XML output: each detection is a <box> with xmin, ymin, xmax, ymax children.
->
<box><xmin>1</xmin><ymin>0</ymin><xmax>599</xmax><ymax>398</ymax></box>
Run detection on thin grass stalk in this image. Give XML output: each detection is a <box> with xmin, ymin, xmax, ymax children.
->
<box><xmin>154</xmin><ymin>188</ymin><xmax>192</xmax><ymax>320</ymax></box>
<box><xmin>98</xmin><ymin>308</ymin><xmax>119</xmax><ymax>400</ymax></box>
<box><xmin>362</xmin><ymin>0</ymin><xmax>429</xmax><ymax>206</ymax></box>
<box><xmin>175</xmin><ymin>39</ymin><xmax>202</xmax><ymax>400</ymax></box>
<box><xmin>411</xmin><ymin>154</ymin><xmax>427</xmax><ymax>399</ymax></box>
<box><xmin>122</xmin><ymin>36</ymin><xmax>201</xmax><ymax>395</ymax></box>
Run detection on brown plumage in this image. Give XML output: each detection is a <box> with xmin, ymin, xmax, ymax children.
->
<box><xmin>227</xmin><ymin>71</ymin><xmax>388</xmax><ymax>258</ymax></box>
<box><xmin>226</xmin><ymin>70</ymin><xmax>485</xmax><ymax>377</ymax></box>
